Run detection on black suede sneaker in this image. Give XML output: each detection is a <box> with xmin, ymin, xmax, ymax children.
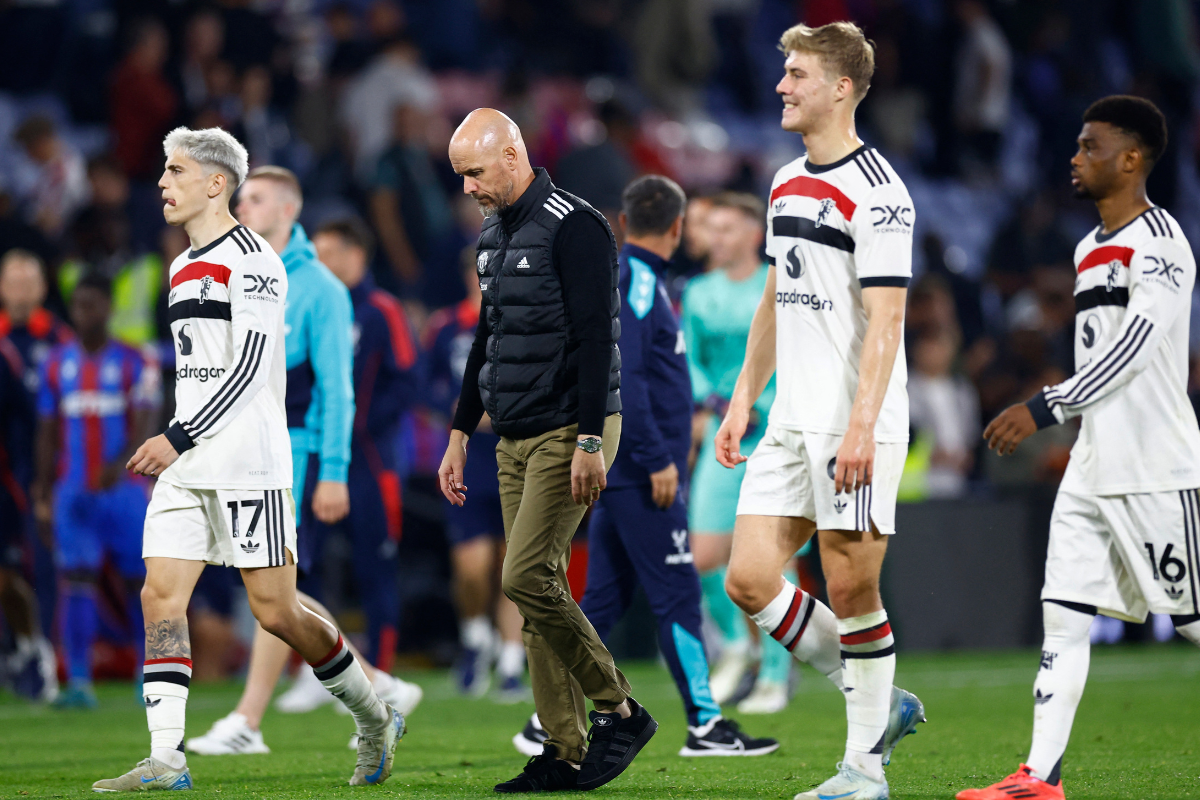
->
<box><xmin>575</xmin><ymin>698</ymin><xmax>658</xmax><ymax>791</ymax></box>
<box><xmin>494</xmin><ymin>745</ymin><xmax>579</xmax><ymax>793</ymax></box>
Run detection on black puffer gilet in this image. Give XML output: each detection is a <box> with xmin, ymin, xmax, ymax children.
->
<box><xmin>475</xmin><ymin>169</ymin><xmax>621</xmax><ymax>439</ymax></box>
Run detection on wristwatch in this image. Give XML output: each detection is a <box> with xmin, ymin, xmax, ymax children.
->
<box><xmin>577</xmin><ymin>437</ymin><xmax>603</xmax><ymax>454</ymax></box>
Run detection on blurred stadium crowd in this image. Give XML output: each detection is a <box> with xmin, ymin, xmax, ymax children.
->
<box><xmin>1</xmin><ymin>0</ymin><xmax>1198</xmax><ymax>685</ymax></box>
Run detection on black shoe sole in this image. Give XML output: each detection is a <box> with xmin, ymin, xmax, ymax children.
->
<box><xmin>575</xmin><ymin>715</ymin><xmax>658</xmax><ymax>791</ymax></box>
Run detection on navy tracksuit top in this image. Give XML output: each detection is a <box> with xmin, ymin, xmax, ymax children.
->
<box><xmin>606</xmin><ymin>243</ymin><xmax>693</xmax><ymax>489</ymax></box>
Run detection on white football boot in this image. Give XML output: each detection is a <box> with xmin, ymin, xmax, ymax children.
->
<box><xmin>92</xmin><ymin>758</ymin><xmax>193</xmax><ymax>792</ymax></box>
<box><xmin>708</xmin><ymin>641</ymin><xmax>753</xmax><ymax>705</ymax></box>
<box><xmin>794</xmin><ymin>762</ymin><xmax>888</xmax><ymax>800</ymax></box>
<box><xmin>736</xmin><ymin>680</ymin><xmax>789</xmax><ymax>714</ymax></box>
<box><xmin>185</xmin><ymin>712</ymin><xmax>270</xmax><ymax>755</ymax></box>
<box><xmin>274</xmin><ymin>663</ymin><xmax>334</xmax><ymax>713</ymax></box>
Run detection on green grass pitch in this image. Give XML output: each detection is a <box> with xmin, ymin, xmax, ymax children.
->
<box><xmin>1</xmin><ymin>646</ymin><xmax>1197</xmax><ymax>799</ymax></box>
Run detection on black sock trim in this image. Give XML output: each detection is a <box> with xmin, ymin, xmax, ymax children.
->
<box><xmin>313</xmin><ymin>649</ymin><xmax>354</xmax><ymax>680</ymax></box>
<box><xmin>841</xmin><ymin>645</ymin><xmax>895</xmax><ymax>659</ymax></box>
<box><xmin>1046</xmin><ymin>757</ymin><xmax>1062</xmax><ymax>786</ymax></box>
<box><xmin>868</xmin><ymin>732</ymin><xmax>885</xmax><ymax>754</ymax></box>
<box><xmin>144</xmin><ymin>672</ymin><xmax>191</xmax><ymax>688</ymax></box>
<box><xmin>1046</xmin><ymin>599</ymin><xmax>1097</xmax><ymax>616</ymax></box>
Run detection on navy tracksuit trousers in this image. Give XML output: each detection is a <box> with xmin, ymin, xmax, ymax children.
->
<box><xmin>580</xmin><ymin>483</ymin><xmax>721</xmax><ymax>727</ymax></box>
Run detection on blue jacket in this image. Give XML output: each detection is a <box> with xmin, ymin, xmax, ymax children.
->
<box><xmin>281</xmin><ymin>223</ymin><xmax>355</xmax><ymax>484</ymax></box>
<box><xmin>347</xmin><ymin>274</ymin><xmax>419</xmax><ymax>462</ymax></box>
<box><xmin>607</xmin><ymin>243</ymin><xmax>693</xmax><ymax>489</ymax></box>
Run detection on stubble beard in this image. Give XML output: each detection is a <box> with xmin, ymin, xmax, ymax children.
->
<box><xmin>477</xmin><ymin>177</ymin><xmax>516</xmax><ymax>219</ymax></box>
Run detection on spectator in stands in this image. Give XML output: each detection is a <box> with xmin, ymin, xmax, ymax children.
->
<box><xmin>177</xmin><ymin>10</ymin><xmax>225</xmax><ymax>114</ymax></box>
<box><xmin>13</xmin><ymin>116</ymin><xmax>90</xmax><ymax>239</ymax></box>
<box><xmin>234</xmin><ymin>66</ymin><xmax>301</xmax><ymax>172</ymax></box>
<box><xmin>325</xmin><ymin>4</ymin><xmax>374</xmax><ymax>81</ymax></box>
<box><xmin>863</xmin><ymin>37</ymin><xmax>927</xmax><ymax>162</ymax></box>
<box><xmin>369</xmin><ymin>104</ymin><xmax>456</xmax><ymax>299</ymax></box>
<box><xmin>555</xmin><ymin>100</ymin><xmax>676</xmax><ymax>230</ymax></box>
<box><xmin>341</xmin><ymin>35</ymin><xmax>437</xmax><ymax>183</ymax></box>
<box><xmin>907</xmin><ymin>328</ymin><xmax>980</xmax><ymax>499</ymax></box>
<box><xmin>0</xmin><ymin>189</ymin><xmax>55</xmax><ymax>272</ymax></box>
<box><xmin>109</xmin><ymin>19</ymin><xmax>178</xmax><ymax>182</ymax></box>
<box><xmin>952</xmin><ymin>0</ymin><xmax>1011</xmax><ymax>175</ymax></box>
<box><xmin>59</xmin><ymin>206</ymin><xmax>164</xmax><ymax>347</ymax></box>
<box><xmin>632</xmin><ymin>0</ymin><xmax>715</xmax><ymax>116</ymax></box>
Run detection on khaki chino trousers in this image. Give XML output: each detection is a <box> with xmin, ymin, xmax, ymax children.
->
<box><xmin>496</xmin><ymin>413</ymin><xmax>630</xmax><ymax>762</ymax></box>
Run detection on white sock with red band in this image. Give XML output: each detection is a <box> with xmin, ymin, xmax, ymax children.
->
<box><xmin>749</xmin><ymin>580</ymin><xmax>844</xmax><ymax>690</ymax></box>
<box><xmin>839</xmin><ymin>610</ymin><xmax>895</xmax><ymax>782</ymax></box>
<box><xmin>309</xmin><ymin>635</ymin><xmax>390</xmax><ymax>732</ymax></box>
<box><xmin>144</xmin><ymin>658</ymin><xmax>191</xmax><ymax>769</ymax></box>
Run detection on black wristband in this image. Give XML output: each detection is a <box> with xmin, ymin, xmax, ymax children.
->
<box><xmin>1025</xmin><ymin>391</ymin><xmax>1058</xmax><ymax>430</ymax></box>
<box><xmin>164</xmin><ymin>422</ymin><xmax>195</xmax><ymax>455</ymax></box>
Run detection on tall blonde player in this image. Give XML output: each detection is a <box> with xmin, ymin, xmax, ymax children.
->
<box><xmin>718</xmin><ymin>23</ymin><xmax>924</xmax><ymax>800</ymax></box>
<box><xmin>94</xmin><ymin>128</ymin><xmax>403</xmax><ymax>792</ymax></box>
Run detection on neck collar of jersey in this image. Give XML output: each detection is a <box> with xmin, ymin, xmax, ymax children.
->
<box><xmin>281</xmin><ymin>222</ymin><xmax>317</xmax><ymax>274</ymax></box>
<box><xmin>188</xmin><ymin>224</ymin><xmax>245</xmax><ymax>259</ymax></box>
<box><xmin>621</xmin><ymin>242</ymin><xmax>669</xmax><ymax>273</ymax></box>
<box><xmin>1094</xmin><ymin>206</ymin><xmax>1155</xmax><ymax>243</ymax></box>
<box><xmin>804</xmin><ymin>142</ymin><xmax>869</xmax><ymax>174</ymax></box>
<box><xmin>499</xmin><ymin>167</ymin><xmax>554</xmax><ymax>233</ymax></box>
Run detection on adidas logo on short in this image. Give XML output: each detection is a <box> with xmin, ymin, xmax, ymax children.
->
<box><xmin>517</xmin><ymin>257</ymin><xmax>530</xmax><ymax>269</ymax></box>
<box><xmin>240</xmin><ymin>541</ymin><xmax>260</xmax><ymax>554</ymax></box>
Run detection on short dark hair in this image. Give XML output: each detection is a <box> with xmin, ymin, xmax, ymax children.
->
<box><xmin>621</xmin><ymin>175</ymin><xmax>686</xmax><ymax>237</ymax></box>
<box><xmin>1083</xmin><ymin>95</ymin><xmax>1168</xmax><ymax>168</ymax></box>
<box><xmin>315</xmin><ymin>218</ymin><xmax>375</xmax><ymax>261</ymax></box>
<box><xmin>75</xmin><ymin>271</ymin><xmax>113</xmax><ymax>299</ymax></box>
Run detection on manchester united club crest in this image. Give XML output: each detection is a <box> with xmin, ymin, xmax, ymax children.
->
<box><xmin>815</xmin><ymin>197</ymin><xmax>837</xmax><ymax>228</ymax></box>
<box><xmin>477</xmin><ymin>251</ymin><xmax>489</xmax><ymax>275</ymax></box>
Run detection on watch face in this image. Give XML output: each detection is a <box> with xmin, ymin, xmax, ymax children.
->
<box><xmin>578</xmin><ymin>438</ymin><xmax>601</xmax><ymax>453</ymax></box>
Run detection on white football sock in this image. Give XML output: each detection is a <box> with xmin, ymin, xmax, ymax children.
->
<box><xmin>839</xmin><ymin>610</ymin><xmax>895</xmax><ymax>783</ymax></box>
<box><xmin>310</xmin><ymin>636</ymin><xmax>390</xmax><ymax>732</ymax></box>
<box><xmin>1027</xmin><ymin>601</ymin><xmax>1093</xmax><ymax>785</ymax></box>
<box><xmin>749</xmin><ymin>580</ymin><xmax>844</xmax><ymax>690</ymax></box>
<box><xmin>461</xmin><ymin>615</ymin><xmax>493</xmax><ymax>651</ymax></box>
<box><xmin>144</xmin><ymin>658</ymin><xmax>190</xmax><ymax>769</ymax></box>
<box><xmin>496</xmin><ymin>640</ymin><xmax>526</xmax><ymax>678</ymax></box>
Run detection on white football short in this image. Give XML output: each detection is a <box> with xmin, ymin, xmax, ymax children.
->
<box><xmin>143</xmin><ymin>480</ymin><xmax>297</xmax><ymax>569</ymax></box>
<box><xmin>735</xmin><ymin>426</ymin><xmax>908</xmax><ymax>534</ymax></box>
<box><xmin>1043</xmin><ymin>488</ymin><xmax>1200</xmax><ymax>622</ymax></box>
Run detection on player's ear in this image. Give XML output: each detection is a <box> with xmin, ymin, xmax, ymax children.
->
<box><xmin>208</xmin><ymin>171</ymin><xmax>226</xmax><ymax>200</ymax></box>
<box><xmin>669</xmin><ymin>214</ymin><xmax>684</xmax><ymax>241</ymax></box>
<box><xmin>835</xmin><ymin>75</ymin><xmax>854</xmax><ymax>102</ymax></box>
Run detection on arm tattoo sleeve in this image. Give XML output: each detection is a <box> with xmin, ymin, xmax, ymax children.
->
<box><xmin>145</xmin><ymin>618</ymin><xmax>191</xmax><ymax>659</ymax></box>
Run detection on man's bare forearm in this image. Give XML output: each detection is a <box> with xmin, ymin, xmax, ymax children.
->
<box><xmin>849</xmin><ymin>287</ymin><xmax>907</xmax><ymax>433</ymax></box>
<box><xmin>730</xmin><ymin>266</ymin><xmax>778</xmax><ymax>411</ymax></box>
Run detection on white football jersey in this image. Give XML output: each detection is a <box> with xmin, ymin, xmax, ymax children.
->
<box><xmin>766</xmin><ymin>145</ymin><xmax>914</xmax><ymax>442</ymax></box>
<box><xmin>1031</xmin><ymin>206</ymin><xmax>1200</xmax><ymax>495</ymax></box>
<box><xmin>161</xmin><ymin>224</ymin><xmax>292</xmax><ymax>489</ymax></box>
